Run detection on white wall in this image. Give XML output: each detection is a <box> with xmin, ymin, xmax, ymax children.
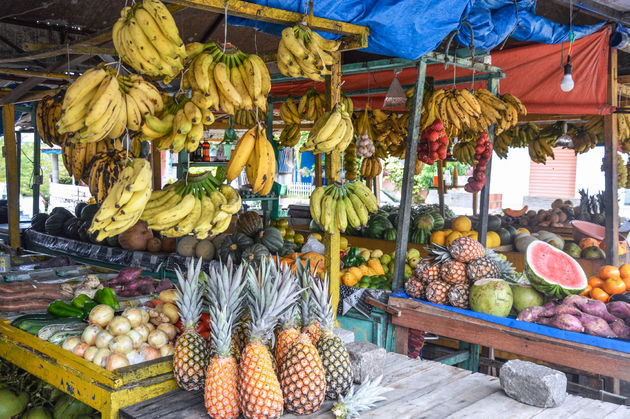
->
<box><xmin>489</xmin><ymin>148</ymin><xmax>531</xmax><ymax>209</ymax></box>
<box><xmin>575</xmin><ymin>146</ymin><xmax>605</xmax><ymax>196</ymax></box>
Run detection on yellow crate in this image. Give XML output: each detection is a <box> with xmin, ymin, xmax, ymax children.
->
<box><xmin>0</xmin><ymin>320</ymin><xmax>178</xmax><ymax>418</ymax></box>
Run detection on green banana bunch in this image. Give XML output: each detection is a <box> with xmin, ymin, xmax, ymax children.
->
<box><xmin>310</xmin><ymin>181</ymin><xmax>378</xmax><ymax>234</ymax></box>
<box><xmin>298</xmin><ymin>88</ymin><xmax>326</xmax><ymax>121</ymax></box>
<box><xmin>278</xmin><ymin>123</ymin><xmax>302</xmax><ymax>148</ymax></box>
<box><xmin>452</xmin><ymin>141</ymin><xmax>477</xmax><ymax>165</ymax></box>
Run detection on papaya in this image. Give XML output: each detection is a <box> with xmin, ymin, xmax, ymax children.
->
<box><xmin>503</xmin><ymin>205</ymin><xmax>529</xmax><ymax>218</ymax></box>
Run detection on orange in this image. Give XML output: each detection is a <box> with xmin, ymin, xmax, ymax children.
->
<box><xmin>620</xmin><ymin>264</ymin><xmax>630</xmax><ymax>279</ymax></box>
<box><xmin>599</xmin><ymin>265</ymin><xmax>621</xmax><ymax>280</ymax></box>
<box><xmin>579</xmin><ymin>284</ymin><xmax>592</xmax><ymax>296</ymax></box>
<box><xmin>590</xmin><ymin>287</ymin><xmax>610</xmax><ymax>303</ymax></box>
<box><xmin>588</xmin><ymin>277</ymin><xmax>604</xmax><ymax>288</ymax></box>
<box><xmin>430</xmin><ymin>231</ymin><xmax>446</xmax><ymax>246</ymax></box>
<box><xmin>623</xmin><ymin>276</ymin><xmax>630</xmax><ymax>291</ymax></box>
<box><xmin>603</xmin><ymin>277</ymin><xmax>626</xmax><ymax>295</ymax></box>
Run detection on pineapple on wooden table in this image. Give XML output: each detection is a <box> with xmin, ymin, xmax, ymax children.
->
<box><xmin>296</xmin><ymin>257</ymin><xmax>321</xmax><ymax>344</ymax></box>
<box><xmin>204</xmin><ymin>257</ymin><xmax>248</xmax><ymax>419</ymax></box>
<box><xmin>274</xmin><ymin>295</ymin><xmax>300</xmax><ymax>374</ymax></box>
<box><xmin>173</xmin><ymin>258</ymin><xmax>209</xmax><ymax>391</ymax></box>
<box><xmin>239</xmin><ymin>259</ymin><xmax>301</xmax><ymax>419</ymax></box>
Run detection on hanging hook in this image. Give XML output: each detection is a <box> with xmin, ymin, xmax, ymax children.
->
<box><xmin>444</xmin><ymin>30</ymin><xmax>459</xmax><ymax>70</ymax></box>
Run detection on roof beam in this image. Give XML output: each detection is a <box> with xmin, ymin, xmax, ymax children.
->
<box><xmin>552</xmin><ymin>0</ymin><xmax>630</xmax><ymax>26</ymax></box>
<box><xmin>0</xmin><ymin>68</ymin><xmax>76</xmax><ymax>81</ymax></box>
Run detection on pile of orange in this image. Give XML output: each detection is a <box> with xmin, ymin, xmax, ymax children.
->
<box><xmin>582</xmin><ymin>264</ymin><xmax>630</xmax><ymax>302</ymax></box>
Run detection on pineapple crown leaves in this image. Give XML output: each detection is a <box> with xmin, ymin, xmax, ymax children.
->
<box><xmin>331</xmin><ymin>375</ymin><xmax>391</xmax><ymax>419</ymax></box>
<box><xmin>174</xmin><ymin>257</ymin><xmax>204</xmax><ymax>331</ymax></box>
<box><xmin>295</xmin><ymin>256</ymin><xmax>319</xmax><ymax>327</ymax></box>
<box><xmin>310</xmin><ymin>272</ymin><xmax>335</xmax><ymax>332</ymax></box>
<box><xmin>246</xmin><ymin>258</ymin><xmax>301</xmax><ymax>344</ymax></box>
<box><xmin>483</xmin><ymin>248</ymin><xmax>518</xmax><ymax>283</ymax></box>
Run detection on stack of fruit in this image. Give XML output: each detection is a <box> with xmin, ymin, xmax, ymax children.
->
<box><xmin>417</xmin><ymin>119</ymin><xmax>448</xmax><ymax>165</ymax></box>
<box><xmin>83</xmin><ymin>148</ymin><xmax>132</xmax><ymax>204</ymax></box>
<box><xmin>341</xmin><ymin>247</ymin><xmax>390</xmax><ymax>289</ymax></box>
<box><xmin>405</xmin><ymin>237</ymin><xmax>515</xmax><ymax>309</ymax></box>
<box><xmin>302</xmin><ymin>102</ymin><xmax>354</xmax><ymax>154</ymax></box>
<box><xmin>464</xmin><ymin>132</ymin><xmax>492</xmax><ymax>193</ymax></box>
<box><xmin>310</xmin><ymin>182</ymin><xmax>379</xmax><ymax>234</ymax></box>
<box><xmin>277</xmin><ymin>24</ymin><xmax>340</xmax><ymax>81</ymax></box>
<box><xmin>343</xmin><ymin>139</ymin><xmax>359</xmax><ymax>181</ymax></box>
<box><xmin>582</xmin><ymin>265</ymin><xmax>630</xmax><ymax>303</ymax></box>
<box><xmin>61</xmin><ymin>136</ymin><xmax>131</xmax><ymax>186</ymax></box>
<box><xmin>358</xmin><ymin>109</ymin><xmax>409</xmax><ymax>159</ymax></box>
<box><xmin>35</xmin><ymin>90</ymin><xmax>65</xmax><ymax>147</ymax></box>
<box><xmin>360</xmin><ymin>156</ymin><xmax>382</xmax><ymax>179</ymax></box>
<box><xmin>278</xmin><ymin>97</ymin><xmax>302</xmax><ymax>148</ymax></box>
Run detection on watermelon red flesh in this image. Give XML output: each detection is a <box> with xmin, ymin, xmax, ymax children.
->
<box><xmin>525</xmin><ymin>240</ymin><xmax>587</xmax><ymax>298</ymax></box>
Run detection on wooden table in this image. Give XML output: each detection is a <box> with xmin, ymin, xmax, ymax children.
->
<box><xmin>119</xmin><ymin>352</ymin><xmax>630</xmax><ymax>419</ymax></box>
<box><xmin>388</xmin><ymin>296</ymin><xmax>630</xmax><ymax>382</ymax></box>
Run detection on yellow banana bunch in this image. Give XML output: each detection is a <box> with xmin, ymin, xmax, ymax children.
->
<box><xmin>310</xmin><ymin>181</ymin><xmax>378</xmax><ymax>234</ymax></box>
<box><xmin>182</xmin><ymin>42</ymin><xmax>271</xmax><ymax>115</ymax></box>
<box><xmin>225</xmin><ymin>124</ymin><xmax>276</xmax><ymax>195</ymax></box>
<box><xmin>492</xmin><ymin>122</ymin><xmax>540</xmax><ymax>159</ymax></box>
<box><xmin>36</xmin><ymin>91</ymin><xmax>65</xmax><ymax>147</ymax></box>
<box><xmin>234</xmin><ymin>109</ymin><xmax>259</xmax><ymax>128</ymax></box>
<box><xmin>88</xmin><ymin>158</ymin><xmax>153</xmax><ymax>241</ymax></box>
<box><xmin>495</xmin><ymin>93</ymin><xmax>527</xmax><ymax>135</ymax></box>
<box><xmin>343</xmin><ymin>140</ymin><xmax>359</xmax><ymax>181</ymax></box>
<box><xmin>353</xmin><ymin>107</ymin><xmax>376</xmax><ymax>140</ymax></box>
<box><xmin>360</xmin><ymin>156</ymin><xmax>382</xmax><ymax>179</ymax></box>
<box><xmin>278</xmin><ymin>123</ymin><xmax>301</xmax><ymax>148</ymax></box>
<box><xmin>569</xmin><ymin>124</ymin><xmax>600</xmax><ymax>154</ymax></box>
<box><xmin>355</xmin><ymin>109</ymin><xmax>408</xmax><ymax>159</ymax></box>
<box><xmin>617</xmin><ymin>114</ymin><xmax>630</xmax><ymax>152</ymax></box>
<box><xmin>279</xmin><ymin>97</ymin><xmax>302</xmax><ymax>124</ymax></box>
<box><xmin>85</xmin><ymin>149</ymin><xmax>132</xmax><ymax>204</ymax></box>
<box><xmin>302</xmin><ymin>102</ymin><xmax>354</xmax><ymax>154</ymax></box>
<box><xmin>527</xmin><ymin>124</ymin><xmax>559</xmax><ymax>164</ymax></box>
<box><xmin>277</xmin><ymin>24</ymin><xmax>340</xmax><ymax>82</ymax></box>
<box><xmin>140</xmin><ymin>172</ymin><xmax>240</xmax><ymax>239</ymax></box>
<box><xmin>298</xmin><ymin>88</ymin><xmax>326</xmax><ymax>121</ymax></box>
<box><xmin>428</xmin><ymin>88</ymin><xmax>482</xmax><ymax>137</ymax></box>
<box><xmin>452</xmin><ymin>141</ymin><xmax>477</xmax><ymax>166</ymax></box>
<box><xmin>140</xmin><ymin>95</ymin><xmax>211</xmax><ymax>153</ymax></box>
<box><xmin>113</xmin><ymin>0</ymin><xmax>186</xmax><ymax>81</ymax></box>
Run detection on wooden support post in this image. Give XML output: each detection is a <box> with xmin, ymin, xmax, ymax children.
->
<box><xmin>477</xmin><ymin>78</ymin><xmax>499</xmax><ymax>247</ymax></box>
<box><xmin>604</xmin><ymin>48</ymin><xmax>619</xmax><ymax>266</ymax></box>
<box><xmin>324</xmin><ymin>52</ymin><xmax>342</xmax><ymax>314</ymax></box>
<box><xmin>266</xmin><ymin>99</ymin><xmax>280</xmax><ymax>220</ymax></box>
<box><xmin>151</xmin><ymin>147</ymin><xmax>161</xmax><ymax>190</ymax></box>
<box><xmin>437</xmin><ymin>160</ymin><xmax>445</xmax><ymax>217</ymax></box>
<box><xmin>3</xmin><ymin>105</ymin><xmax>20</xmax><ymax>247</ymax></box>
<box><xmin>314</xmin><ymin>156</ymin><xmax>322</xmax><ymax>187</ymax></box>
<box><xmin>31</xmin><ymin>107</ymin><xmax>40</xmax><ymax>215</ymax></box>
<box><xmin>392</xmin><ymin>60</ymin><xmax>427</xmax><ymax>290</ymax></box>
<box><xmin>472</xmin><ymin>192</ymin><xmax>478</xmax><ymax>216</ymax></box>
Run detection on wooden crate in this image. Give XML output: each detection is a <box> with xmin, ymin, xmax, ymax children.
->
<box><xmin>0</xmin><ymin>320</ymin><xmax>178</xmax><ymax>419</ymax></box>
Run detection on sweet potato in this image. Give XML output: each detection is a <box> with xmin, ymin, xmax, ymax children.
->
<box><xmin>576</xmin><ymin>312</ymin><xmax>617</xmax><ymax>338</ymax></box>
<box><xmin>541</xmin><ymin>300</ymin><xmax>560</xmax><ymax>317</ymax></box>
<box><xmin>516</xmin><ymin>306</ymin><xmax>546</xmax><ymax>322</ymax></box>
<box><xmin>563</xmin><ymin>295</ymin><xmax>617</xmax><ymax>322</ymax></box>
<box><xmin>552</xmin><ymin>304</ymin><xmax>582</xmax><ymax>317</ymax></box>
<box><xmin>610</xmin><ymin>319</ymin><xmax>630</xmax><ymax>340</ymax></box>
<box><xmin>537</xmin><ymin>314</ymin><xmax>584</xmax><ymax>333</ymax></box>
<box><xmin>607</xmin><ymin>301</ymin><xmax>630</xmax><ymax>322</ymax></box>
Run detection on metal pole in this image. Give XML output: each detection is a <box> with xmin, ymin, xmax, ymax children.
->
<box><xmin>3</xmin><ymin>104</ymin><xmax>20</xmax><ymax>247</ymax></box>
<box><xmin>392</xmin><ymin>60</ymin><xmax>426</xmax><ymax>290</ymax></box>
<box><xmin>31</xmin><ymin>107</ymin><xmax>41</xmax><ymax>215</ymax></box>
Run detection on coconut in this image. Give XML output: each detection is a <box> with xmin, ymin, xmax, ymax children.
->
<box><xmin>470</xmin><ymin>278</ymin><xmax>513</xmax><ymax>317</ymax></box>
<box><xmin>510</xmin><ymin>284</ymin><xmax>544</xmax><ymax>313</ymax></box>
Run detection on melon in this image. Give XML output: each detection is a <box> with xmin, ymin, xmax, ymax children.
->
<box><xmin>510</xmin><ymin>284</ymin><xmax>544</xmax><ymax>313</ymax></box>
<box><xmin>525</xmin><ymin>240</ymin><xmax>587</xmax><ymax>298</ymax></box>
<box><xmin>469</xmin><ymin>278</ymin><xmax>513</xmax><ymax>317</ymax></box>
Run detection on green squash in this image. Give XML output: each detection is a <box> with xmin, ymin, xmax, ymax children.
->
<box><xmin>63</xmin><ymin>218</ymin><xmax>82</xmax><ymax>239</ymax></box>
<box><xmin>45</xmin><ymin>212</ymin><xmax>69</xmax><ymax>236</ymax></box>
<box><xmin>497</xmin><ymin>228</ymin><xmax>512</xmax><ymax>245</ymax></box>
<box><xmin>31</xmin><ymin>213</ymin><xmax>49</xmax><ymax>232</ymax></box>
<box><xmin>53</xmin><ymin>394</ymin><xmax>94</xmax><ymax>419</ymax></box>
<box><xmin>74</xmin><ymin>202</ymin><xmax>87</xmax><ymax>218</ymax></box>
<box><xmin>236</xmin><ymin>211</ymin><xmax>263</xmax><ymax>238</ymax></box>
<box><xmin>50</xmin><ymin>207</ymin><xmax>74</xmax><ymax>221</ymax></box>
<box><xmin>80</xmin><ymin>204</ymin><xmax>100</xmax><ymax>223</ymax></box>
<box><xmin>217</xmin><ymin>232</ymin><xmax>254</xmax><ymax>262</ymax></box>
<box><xmin>257</xmin><ymin>227</ymin><xmax>284</xmax><ymax>253</ymax></box>
<box><xmin>22</xmin><ymin>406</ymin><xmax>53</xmax><ymax>419</ymax></box>
<box><xmin>278</xmin><ymin>240</ymin><xmax>298</xmax><ymax>256</ymax></box>
<box><xmin>241</xmin><ymin>243</ymin><xmax>271</xmax><ymax>264</ymax></box>
<box><xmin>487</xmin><ymin>215</ymin><xmax>502</xmax><ymax>232</ymax></box>
<box><xmin>78</xmin><ymin>222</ymin><xmax>90</xmax><ymax>242</ymax></box>
<box><xmin>105</xmin><ymin>235</ymin><xmax>120</xmax><ymax>247</ymax></box>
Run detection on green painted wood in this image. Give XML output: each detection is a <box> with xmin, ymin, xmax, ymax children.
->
<box><xmin>31</xmin><ymin>108</ymin><xmax>40</xmax><ymax>215</ymax></box>
<box><xmin>337</xmin><ymin>308</ymin><xmax>395</xmax><ymax>351</ymax></box>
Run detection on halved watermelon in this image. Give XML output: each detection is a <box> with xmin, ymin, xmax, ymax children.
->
<box><xmin>525</xmin><ymin>240</ymin><xmax>587</xmax><ymax>298</ymax></box>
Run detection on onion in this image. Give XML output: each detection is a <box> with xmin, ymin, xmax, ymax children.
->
<box><xmin>62</xmin><ymin>337</ymin><xmax>81</xmax><ymax>352</ymax></box>
<box><xmin>106</xmin><ymin>352</ymin><xmax>130</xmax><ymax>371</ymax></box>
<box><xmin>89</xmin><ymin>304</ymin><xmax>114</xmax><ymax>327</ymax></box>
<box><xmin>126</xmin><ymin>330</ymin><xmax>143</xmax><ymax>349</ymax></box>
<box><xmin>139</xmin><ymin>308</ymin><xmax>150</xmax><ymax>325</ymax></box>
<box><xmin>126</xmin><ymin>349</ymin><xmax>141</xmax><ymax>365</ymax></box>
<box><xmin>157</xmin><ymin>302</ymin><xmax>179</xmax><ymax>324</ymax></box>
<box><xmin>81</xmin><ymin>324</ymin><xmax>103</xmax><ymax>346</ymax></box>
<box><xmin>139</xmin><ymin>343</ymin><xmax>160</xmax><ymax>361</ymax></box>
<box><xmin>107</xmin><ymin>316</ymin><xmax>132</xmax><ymax>336</ymax></box>
<box><xmin>73</xmin><ymin>342</ymin><xmax>89</xmax><ymax>357</ymax></box>
<box><xmin>93</xmin><ymin>349</ymin><xmax>111</xmax><ymax>368</ymax></box>
<box><xmin>147</xmin><ymin>329</ymin><xmax>168</xmax><ymax>349</ymax></box>
<box><xmin>160</xmin><ymin>344</ymin><xmax>174</xmax><ymax>357</ymax></box>
<box><xmin>133</xmin><ymin>325</ymin><xmax>150</xmax><ymax>342</ymax></box>
<box><xmin>109</xmin><ymin>335</ymin><xmax>133</xmax><ymax>354</ymax></box>
<box><xmin>146</xmin><ymin>322</ymin><xmax>155</xmax><ymax>331</ymax></box>
<box><xmin>122</xmin><ymin>308</ymin><xmax>143</xmax><ymax>328</ymax></box>
<box><xmin>83</xmin><ymin>346</ymin><xmax>98</xmax><ymax>362</ymax></box>
<box><xmin>159</xmin><ymin>289</ymin><xmax>178</xmax><ymax>304</ymax></box>
<box><xmin>95</xmin><ymin>330</ymin><xmax>114</xmax><ymax>349</ymax></box>
<box><xmin>157</xmin><ymin>323</ymin><xmax>177</xmax><ymax>341</ymax></box>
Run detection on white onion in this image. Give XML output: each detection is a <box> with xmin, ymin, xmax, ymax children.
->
<box><xmin>157</xmin><ymin>323</ymin><xmax>177</xmax><ymax>341</ymax></box>
<box><xmin>133</xmin><ymin>324</ymin><xmax>150</xmax><ymax>342</ymax></box>
<box><xmin>126</xmin><ymin>330</ymin><xmax>143</xmax><ymax>349</ymax></box>
<box><xmin>147</xmin><ymin>329</ymin><xmax>168</xmax><ymax>349</ymax></box>
<box><xmin>126</xmin><ymin>349</ymin><xmax>141</xmax><ymax>365</ymax></box>
<box><xmin>139</xmin><ymin>308</ymin><xmax>150</xmax><ymax>325</ymax></box>
<box><xmin>83</xmin><ymin>346</ymin><xmax>98</xmax><ymax>362</ymax></box>
<box><xmin>81</xmin><ymin>324</ymin><xmax>102</xmax><ymax>346</ymax></box>
<box><xmin>106</xmin><ymin>352</ymin><xmax>130</xmax><ymax>371</ymax></box>
<box><xmin>159</xmin><ymin>344</ymin><xmax>174</xmax><ymax>357</ymax></box>
<box><xmin>109</xmin><ymin>335</ymin><xmax>133</xmax><ymax>354</ymax></box>
<box><xmin>146</xmin><ymin>322</ymin><xmax>155</xmax><ymax>331</ymax></box>
<box><xmin>139</xmin><ymin>343</ymin><xmax>160</xmax><ymax>361</ymax></box>
<box><xmin>157</xmin><ymin>302</ymin><xmax>179</xmax><ymax>324</ymax></box>
<box><xmin>62</xmin><ymin>337</ymin><xmax>81</xmax><ymax>352</ymax></box>
<box><xmin>107</xmin><ymin>316</ymin><xmax>132</xmax><ymax>336</ymax></box>
<box><xmin>95</xmin><ymin>330</ymin><xmax>114</xmax><ymax>349</ymax></box>
<box><xmin>73</xmin><ymin>342</ymin><xmax>89</xmax><ymax>357</ymax></box>
<box><xmin>122</xmin><ymin>308</ymin><xmax>143</xmax><ymax>328</ymax></box>
<box><xmin>89</xmin><ymin>304</ymin><xmax>114</xmax><ymax>327</ymax></box>
<box><xmin>92</xmin><ymin>348</ymin><xmax>111</xmax><ymax>368</ymax></box>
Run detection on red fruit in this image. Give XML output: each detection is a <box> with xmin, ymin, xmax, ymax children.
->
<box><xmin>474</xmin><ymin>171</ymin><xmax>486</xmax><ymax>183</ymax></box>
<box><xmin>429</xmin><ymin>141</ymin><xmax>440</xmax><ymax>152</ymax></box>
<box><xmin>439</xmin><ymin>135</ymin><xmax>450</xmax><ymax>145</ymax></box>
<box><xmin>428</xmin><ymin>130</ymin><xmax>440</xmax><ymax>142</ymax></box>
<box><xmin>432</xmin><ymin>120</ymin><xmax>444</xmax><ymax>131</ymax></box>
<box><xmin>430</xmin><ymin>151</ymin><xmax>439</xmax><ymax>160</ymax></box>
<box><xmin>438</xmin><ymin>150</ymin><xmax>447</xmax><ymax>160</ymax></box>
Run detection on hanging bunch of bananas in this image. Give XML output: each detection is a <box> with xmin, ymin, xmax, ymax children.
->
<box><xmin>225</xmin><ymin>124</ymin><xmax>276</xmax><ymax>195</ymax></box>
<box><xmin>233</xmin><ymin>109</ymin><xmax>259</xmax><ymax>128</ymax></box>
<box><xmin>310</xmin><ymin>181</ymin><xmax>378</xmax><ymax>234</ymax></box>
<box><xmin>298</xmin><ymin>88</ymin><xmax>326</xmax><ymax>121</ymax></box>
<box><xmin>88</xmin><ymin>159</ymin><xmax>152</xmax><ymax>241</ymax></box>
<box><xmin>568</xmin><ymin>119</ymin><xmax>602</xmax><ymax>155</ymax></box>
<box><xmin>617</xmin><ymin>114</ymin><xmax>630</xmax><ymax>152</ymax></box>
<box><xmin>36</xmin><ymin>91</ymin><xmax>65</xmax><ymax>146</ymax></box>
<box><xmin>492</xmin><ymin>123</ymin><xmax>538</xmax><ymax>158</ymax></box>
<box><xmin>57</xmin><ymin>67</ymin><xmax>163</xmax><ymax>143</ymax></box>
<box><xmin>528</xmin><ymin>124</ymin><xmax>559</xmax><ymax>164</ymax></box>
<box><xmin>278</xmin><ymin>97</ymin><xmax>302</xmax><ymax>148</ymax></box>
<box><xmin>414</xmin><ymin>160</ymin><xmax>424</xmax><ymax>175</ymax></box>
<box><xmin>360</xmin><ymin>156</ymin><xmax>382</xmax><ymax>179</ymax></box>
<box><xmin>343</xmin><ymin>140</ymin><xmax>359</xmax><ymax>181</ymax></box>
<box><xmin>182</xmin><ymin>42</ymin><xmax>271</xmax><ymax>115</ymax></box>
<box><xmin>452</xmin><ymin>141</ymin><xmax>477</xmax><ymax>166</ymax></box>
<box><xmin>495</xmin><ymin>93</ymin><xmax>527</xmax><ymax>135</ymax></box>
<box><xmin>141</xmin><ymin>173</ymin><xmax>240</xmax><ymax>239</ymax></box>
<box><xmin>302</xmin><ymin>102</ymin><xmax>354</xmax><ymax>153</ymax></box>
<box><xmin>86</xmin><ymin>149</ymin><xmax>132</xmax><ymax>203</ymax></box>
<box><xmin>353</xmin><ymin>107</ymin><xmax>376</xmax><ymax>142</ymax></box>
<box><xmin>424</xmin><ymin>89</ymin><xmax>482</xmax><ymax>137</ymax></box>
<box><xmin>113</xmin><ymin>0</ymin><xmax>186</xmax><ymax>81</ymax></box>
<box><xmin>277</xmin><ymin>24</ymin><xmax>340</xmax><ymax>82</ymax></box>
<box><xmin>373</xmin><ymin>110</ymin><xmax>409</xmax><ymax>158</ymax></box>
<box><xmin>140</xmin><ymin>94</ymin><xmax>211</xmax><ymax>153</ymax></box>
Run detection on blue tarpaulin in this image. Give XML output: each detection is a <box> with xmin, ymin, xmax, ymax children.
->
<box><xmin>227</xmin><ymin>0</ymin><xmax>604</xmax><ymax>60</ymax></box>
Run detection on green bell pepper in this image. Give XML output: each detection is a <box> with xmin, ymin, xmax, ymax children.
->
<box><xmin>71</xmin><ymin>294</ymin><xmax>100</xmax><ymax>318</ymax></box>
<box><xmin>94</xmin><ymin>287</ymin><xmax>119</xmax><ymax>311</ymax></box>
<box><xmin>47</xmin><ymin>301</ymin><xmax>84</xmax><ymax>318</ymax></box>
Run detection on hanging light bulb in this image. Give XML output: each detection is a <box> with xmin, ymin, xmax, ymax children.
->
<box><xmin>560</xmin><ymin>56</ymin><xmax>574</xmax><ymax>92</ymax></box>
<box><xmin>555</xmin><ymin>121</ymin><xmax>573</xmax><ymax>147</ymax></box>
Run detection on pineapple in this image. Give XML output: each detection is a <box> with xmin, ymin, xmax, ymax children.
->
<box><xmin>439</xmin><ymin>259</ymin><xmax>467</xmax><ymax>284</ymax></box>
<box><xmin>485</xmin><ymin>248</ymin><xmax>518</xmax><ymax>282</ymax></box>
<box><xmin>425</xmin><ymin>280</ymin><xmax>450</xmax><ymax>305</ymax></box>
<box><xmin>280</xmin><ymin>333</ymin><xmax>326</xmax><ymax>414</ymax></box>
<box><xmin>232</xmin><ymin>310</ymin><xmax>251</xmax><ymax>357</ymax></box>
<box><xmin>239</xmin><ymin>259</ymin><xmax>300</xmax><ymax>419</ymax></box>
<box><xmin>447</xmin><ymin>236</ymin><xmax>485</xmax><ymax>263</ymax></box>
<box><xmin>173</xmin><ymin>258</ymin><xmax>209</xmax><ymax>391</ymax></box>
<box><xmin>311</xmin><ymin>273</ymin><xmax>353</xmax><ymax>400</ymax></box>
<box><xmin>331</xmin><ymin>375</ymin><xmax>390</xmax><ymax>419</ymax></box>
<box><xmin>204</xmin><ymin>258</ymin><xmax>247</xmax><ymax>419</ymax></box>
<box><xmin>404</xmin><ymin>276</ymin><xmax>424</xmax><ymax>299</ymax></box>
<box><xmin>297</xmin><ymin>257</ymin><xmax>321</xmax><ymax>345</ymax></box>
<box><xmin>274</xmin><ymin>304</ymin><xmax>299</xmax><ymax>373</ymax></box>
<box><xmin>415</xmin><ymin>259</ymin><xmax>440</xmax><ymax>283</ymax></box>
<box><xmin>466</xmin><ymin>257</ymin><xmax>500</xmax><ymax>281</ymax></box>
<box><xmin>447</xmin><ymin>283</ymin><xmax>469</xmax><ymax>309</ymax></box>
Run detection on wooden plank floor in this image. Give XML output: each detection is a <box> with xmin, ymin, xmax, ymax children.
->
<box><xmin>119</xmin><ymin>352</ymin><xmax>630</xmax><ymax>419</ymax></box>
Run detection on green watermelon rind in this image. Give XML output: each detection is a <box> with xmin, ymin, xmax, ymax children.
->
<box><xmin>525</xmin><ymin>240</ymin><xmax>587</xmax><ymax>298</ymax></box>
